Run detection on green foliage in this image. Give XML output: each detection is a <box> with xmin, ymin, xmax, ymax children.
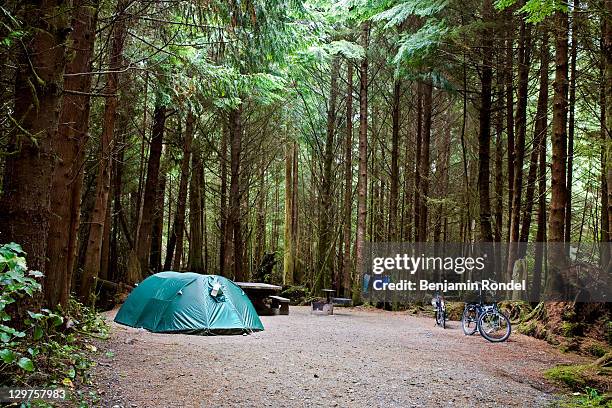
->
<box><xmin>546</xmin><ymin>364</ymin><xmax>591</xmax><ymax>389</ymax></box>
<box><xmin>557</xmin><ymin>388</ymin><xmax>610</xmax><ymax>407</ymax></box>
<box><xmin>372</xmin><ymin>0</ymin><xmax>449</xmax><ymax>82</ymax></box>
<box><xmin>494</xmin><ymin>0</ymin><xmax>567</xmax><ymax>23</ymax></box>
<box><xmin>373</xmin><ymin>0</ymin><xmax>447</xmax><ymax>28</ymax></box>
<box><xmin>393</xmin><ymin>20</ymin><xmax>448</xmax><ymax>67</ymax></box>
<box><xmin>561</xmin><ymin>321</ymin><xmax>584</xmax><ymax>337</ymax></box>
<box><xmin>1</xmin><ymin>29</ymin><xmax>24</xmax><ymax>47</ymax></box>
<box><xmin>545</xmin><ymin>364</ymin><xmax>611</xmax><ymax>394</ymax></box>
<box><xmin>520</xmin><ymin>0</ymin><xmax>567</xmax><ymax>22</ymax></box>
<box><xmin>0</xmin><ymin>6</ymin><xmax>24</xmax><ymax>48</ymax></box>
<box><xmin>329</xmin><ymin>0</ymin><xmax>394</xmax><ymax>23</ymax></box>
<box><xmin>0</xmin><ymin>243</ymin><xmax>108</xmax><ymax>390</ymax></box>
<box><xmin>586</xmin><ymin>344</ymin><xmax>609</xmax><ymax>359</ymax></box>
<box><xmin>325</xmin><ymin>40</ymin><xmax>365</xmax><ymax>60</ymax></box>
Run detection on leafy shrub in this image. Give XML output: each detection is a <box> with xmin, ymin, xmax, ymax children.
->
<box><xmin>0</xmin><ymin>242</ymin><xmax>108</xmax><ymax>390</ymax></box>
<box><xmin>585</xmin><ymin>343</ymin><xmax>608</xmax><ymax>359</ymax></box>
<box><xmin>558</xmin><ymin>387</ymin><xmax>610</xmax><ymax>407</ymax></box>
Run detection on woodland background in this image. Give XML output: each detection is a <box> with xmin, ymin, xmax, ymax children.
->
<box><xmin>0</xmin><ymin>0</ymin><xmax>610</xmax><ymax>309</ymax></box>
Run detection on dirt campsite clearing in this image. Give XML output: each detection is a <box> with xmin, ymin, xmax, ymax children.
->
<box><xmin>91</xmin><ymin>306</ymin><xmax>583</xmax><ymax>407</ymax></box>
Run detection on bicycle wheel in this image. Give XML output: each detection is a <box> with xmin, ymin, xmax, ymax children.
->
<box><xmin>461</xmin><ymin>305</ymin><xmax>478</xmax><ymax>335</ymax></box>
<box><xmin>478</xmin><ymin>310</ymin><xmax>511</xmax><ymax>342</ymax></box>
<box><xmin>441</xmin><ymin>310</ymin><xmax>446</xmax><ymax>329</ymax></box>
<box><xmin>435</xmin><ymin>309</ymin><xmax>443</xmax><ymax>326</ymax></box>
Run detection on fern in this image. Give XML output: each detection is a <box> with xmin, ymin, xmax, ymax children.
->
<box><xmin>373</xmin><ymin>0</ymin><xmax>447</xmax><ymax>28</ymax></box>
<box><xmin>392</xmin><ymin>19</ymin><xmax>447</xmax><ymax>67</ymax></box>
<box><xmin>325</xmin><ymin>40</ymin><xmax>366</xmax><ymax>60</ymax></box>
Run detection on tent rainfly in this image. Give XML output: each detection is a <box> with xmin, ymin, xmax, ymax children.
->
<box><xmin>114</xmin><ymin>272</ymin><xmax>264</xmax><ymax>335</ymax></box>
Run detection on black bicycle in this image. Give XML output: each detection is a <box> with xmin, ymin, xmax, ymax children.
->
<box><xmin>432</xmin><ymin>293</ymin><xmax>446</xmax><ymax>329</ymax></box>
<box><xmin>461</xmin><ymin>289</ymin><xmax>511</xmax><ymax>342</ymax></box>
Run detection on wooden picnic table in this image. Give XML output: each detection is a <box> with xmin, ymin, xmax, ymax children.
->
<box><xmin>322</xmin><ymin>289</ymin><xmax>335</xmax><ymax>303</ymax></box>
<box><xmin>235</xmin><ymin>282</ymin><xmax>282</xmax><ymax>315</ymax></box>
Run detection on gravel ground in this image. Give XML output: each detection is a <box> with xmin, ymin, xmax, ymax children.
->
<box><xmin>91</xmin><ymin>306</ymin><xmax>583</xmax><ymax>407</ymax></box>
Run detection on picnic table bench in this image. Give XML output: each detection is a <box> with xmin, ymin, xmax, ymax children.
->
<box><xmin>269</xmin><ymin>295</ymin><xmax>290</xmax><ymax>315</ymax></box>
<box><xmin>235</xmin><ymin>282</ymin><xmax>284</xmax><ymax>316</ymax></box>
<box><xmin>313</xmin><ymin>289</ymin><xmax>336</xmax><ymax>315</ymax></box>
<box><xmin>331</xmin><ymin>297</ymin><xmax>353</xmax><ymax>306</ymax></box>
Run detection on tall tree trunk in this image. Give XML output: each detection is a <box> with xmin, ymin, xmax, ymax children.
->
<box><xmin>354</xmin><ymin>22</ymin><xmax>369</xmax><ymax>303</ymax></box>
<box><xmin>342</xmin><ymin>62</ymin><xmax>354</xmax><ymax>298</ymax></box>
<box><xmin>494</xmin><ymin>52</ymin><xmax>504</xmax><ymax>245</ymax></box>
<box><xmin>134</xmin><ymin>103</ymin><xmax>166</xmax><ymax>278</ymax></box>
<box><xmin>0</xmin><ymin>1</ymin><xmax>71</xmax><ymax>274</ymax></box>
<box><xmin>165</xmin><ymin>111</ymin><xmax>194</xmax><ymax>271</ymax></box>
<box><xmin>202</xmin><ymin>170</ymin><xmax>210</xmax><ymax>271</ymax></box>
<box><xmin>418</xmin><ymin>80</ymin><xmax>433</xmax><ymax>242</ymax></box>
<box><xmin>110</xmin><ymin>118</ymin><xmax>129</xmax><ymax>282</ymax></box>
<box><xmin>188</xmin><ymin>137</ymin><xmax>205</xmax><ymax>273</ymax></box>
<box><xmin>414</xmin><ymin>83</ymin><xmax>423</xmax><ymax>241</ymax></box>
<box><xmin>254</xmin><ymin>164</ymin><xmax>266</xmax><ymax>268</ymax></box>
<box><xmin>601</xmin><ymin>14</ymin><xmax>610</xmax><ymax>268</ymax></box>
<box><xmin>402</xmin><ymin>114</ymin><xmax>414</xmax><ymax>241</ymax></box>
<box><xmin>219</xmin><ymin>121</ymin><xmax>229</xmax><ymax>275</ymax></box>
<box><xmin>80</xmin><ymin>103</ymin><xmax>116</xmax><ymax>300</ymax></box>
<box><xmin>291</xmin><ymin>142</ymin><xmax>300</xmax><ymax>283</ymax></box>
<box><xmin>505</xmin><ymin>14</ymin><xmax>516</xmax><ymax>242</ymax></box>
<box><xmin>389</xmin><ymin>79</ymin><xmax>401</xmax><ymax>241</ymax></box>
<box><xmin>44</xmin><ymin>0</ymin><xmax>98</xmax><ymax>308</ymax></box>
<box><xmin>99</xmin><ymin>195</ymin><xmax>112</xmax><ymax>281</ymax></box>
<box><xmin>565</xmin><ymin>0</ymin><xmax>580</xmax><ymax>245</ymax></box>
<box><xmin>533</xmin><ymin>83</ymin><xmax>548</xmax><ymax>303</ymax></box>
<box><xmin>533</xmin><ymin>30</ymin><xmax>549</xmax><ymax>300</ymax></box>
<box><xmin>149</xmin><ymin>174</ymin><xmax>166</xmax><ymax>273</ymax></box>
<box><xmin>228</xmin><ymin>106</ymin><xmax>244</xmax><ymax>281</ymax></box>
<box><xmin>507</xmin><ymin>13</ymin><xmax>532</xmax><ymax>280</ymax></box>
<box><xmin>604</xmin><ymin>0</ymin><xmax>612</xmax><ymax>273</ymax></box>
<box><xmin>546</xmin><ymin>9</ymin><xmax>570</xmax><ymax>298</ymax></box>
<box><xmin>316</xmin><ymin>57</ymin><xmax>340</xmax><ymax>291</ymax></box>
<box><xmin>284</xmin><ymin>142</ymin><xmax>294</xmax><ymax>284</ymax></box>
<box><xmin>521</xmin><ymin>27</ymin><xmax>550</xmax><ymax>259</ymax></box>
<box><xmin>80</xmin><ymin>3</ymin><xmax>127</xmax><ymax>298</ymax></box>
<box><xmin>477</xmin><ymin>0</ymin><xmax>494</xmax><ymax>242</ymax></box>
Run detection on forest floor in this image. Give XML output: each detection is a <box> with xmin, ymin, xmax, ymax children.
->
<box><xmin>90</xmin><ymin>306</ymin><xmax>585</xmax><ymax>407</ymax></box>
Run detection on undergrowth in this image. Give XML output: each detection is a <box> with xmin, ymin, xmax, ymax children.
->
<box><xmin>0</xmin><ymin>242</ymin><xmax>108</xmax><ymax>406</ymax></box>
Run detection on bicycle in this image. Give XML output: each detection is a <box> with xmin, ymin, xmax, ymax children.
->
<box><xmin>432</xmin><ymin>293</ymin><xmax>446</xmax><ymax>329</ymax></box>
<box><xmin>461</xmin><ymin>287</ymin><xmax>511</xmax><ymax>342</ymax></box>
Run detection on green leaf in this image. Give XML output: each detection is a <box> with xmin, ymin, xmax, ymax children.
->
<box><xmin>392</xmin><ymin>19</ymin><xmax>448</xmax><ymax>67</ymax></box>
<box><xmin>325</xmin><ymin>40</ymin><xmax>365</xmax><ymax>60</ymax></box>
<box><xmin>49</xmin><ymin>314</ymin><xmax>64</xmax><ymax>327</ymax></box>
<box><xmin>373</xmin><ymin>0</ymin><xmax>447</xmax><ymax>28</ymax></box>
<box><xmin>3</xmin><ymin>242</ymin><xmax>24</xmax><ymax>255</ymax></box>
<box><xmin>67</xmin><ymin>366</ymin><xmax>76</xmax><ymax>379</ymax></box>
<box><xmin>0</xmin><ymin>348</ymin><xmax>16</xmax><ymax>363</ymax></box>
<box><xmin>494</xmin><ymin>0</ymin><xmax>517</xmax><ymax>10</ymax></box>
<box><xmin>13</xmin><ymin>330</ymin><xmax>25</xmax><ymax>338</ymax></box>
<box><xmin>17</xmin><ymin>356</ymin><xmax>34</xmax><ymax>371</ymax></box>
<box><xmin>27</xmin><ymin>311</ymin><xmax>44</xmax><ymax>320</ymax></box>
<box><xmin>33</xmin><ymin>326</ymin><xmax>43</xmax><ymax>340</ymax></box>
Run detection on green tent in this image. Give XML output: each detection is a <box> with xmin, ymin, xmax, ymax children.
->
<box><xmin>114</xmin><ymin>272</ymin><xmax>264</xmax><ymax>335</ymax></box>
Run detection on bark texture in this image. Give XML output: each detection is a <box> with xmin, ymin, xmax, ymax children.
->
<box><xmin>45</xmin><ymin>0</ymin><xmax>98</xmax><ymax>308</ymax></box>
